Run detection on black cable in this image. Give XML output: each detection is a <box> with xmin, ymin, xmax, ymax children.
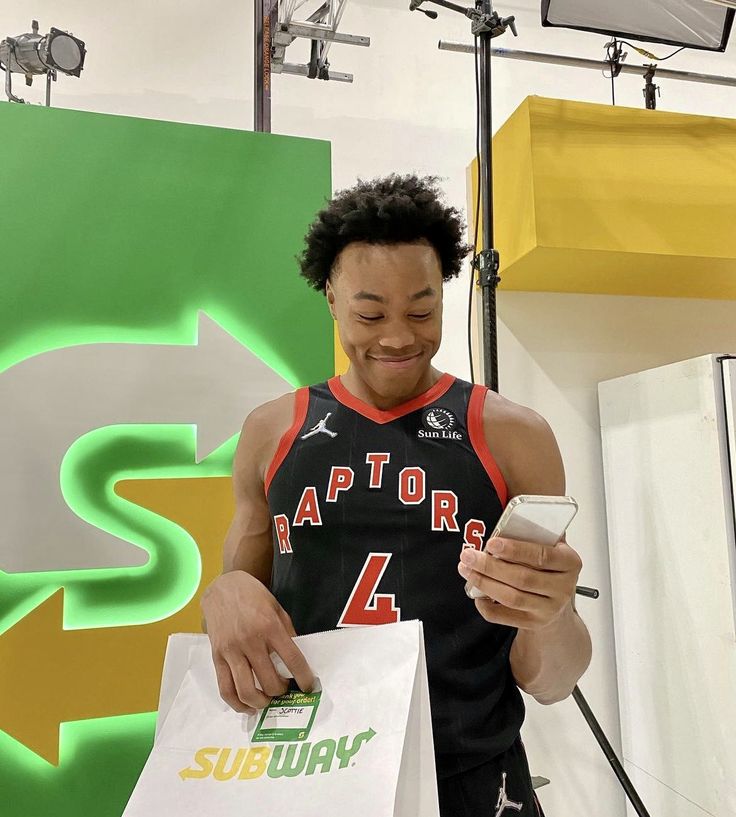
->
<box><xmin>618</xmin><ymin>39</ymin><xmax>685</xmax><ymax>62</ymax></box>
<box><xmin>468</xmin><ymin>34</ymin><xmax>481</xmax><ymax>385</ymax></box>
<box><xmin>611</xmin><ymin>71</ymin><xmax>615</xmax><ymax>105</ymax></box>
<box><xmin>657</xmin><ymin>46</ymin><xmax>685</xmax><ymax>61</ymax></box>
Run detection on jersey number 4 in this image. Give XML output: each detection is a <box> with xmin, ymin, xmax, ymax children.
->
<box><xmin>337</xmin><ymin>552</ymin><xmax>401</xmax><ymax>627</ymax></box>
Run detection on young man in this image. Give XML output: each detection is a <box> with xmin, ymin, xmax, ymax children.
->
<box><xmin>202</xmin><ymin>174</ymin><xmax>591</xmax><ymax>816</ymax></box>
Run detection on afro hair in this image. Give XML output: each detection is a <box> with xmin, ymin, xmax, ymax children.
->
<box><xmin>298</xmin><ymin>173</ymin><xmax>472</xmax><ymax>293</ymax></box>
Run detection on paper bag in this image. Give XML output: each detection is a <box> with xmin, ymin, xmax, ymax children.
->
<box><xmin>123</xmin><ymin>619</ymin><xmax>440</xmax><ymax>817</ymax></box>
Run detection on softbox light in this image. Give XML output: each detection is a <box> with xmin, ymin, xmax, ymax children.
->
<box><xmin>541</xmin><ymin>0</ymin><xmax>734</xmax><ymax>52</ymax></box>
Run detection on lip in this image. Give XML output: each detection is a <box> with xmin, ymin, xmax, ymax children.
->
<box><xmin>370</xmin><ymin>353</ymin><xmax>423</xmax><ymax>369</ymax></box>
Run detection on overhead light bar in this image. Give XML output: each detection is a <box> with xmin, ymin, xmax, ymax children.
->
<box><xmin>439</xmin><ymin>39</ymin><xmax>736</xmax><ymax>88</ymax></box>
<box><xmin>541</xmin><ymin>0</ymin><xmax>734</xmax><ymax>51</ymax></box>
<box><xmin>0</xmin><ymin>19</ymin><xmax>86</xmax><ymax>105</ymax></box>
<box><xmin>701</xmin><ymin>0</ymin><xmax>736</xmax><ymax>9</ymax></box>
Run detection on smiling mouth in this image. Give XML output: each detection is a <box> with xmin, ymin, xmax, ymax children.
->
<box><xmin>370</xmin><ymin>353</ymin><xmax>422</xmax><ymax>366</ymax></box>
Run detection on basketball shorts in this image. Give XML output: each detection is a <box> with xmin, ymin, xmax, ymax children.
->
<box><xmin>436</xmin><ymin>737</ymin><xmax>546</xmax><ymax>817</ymax></box>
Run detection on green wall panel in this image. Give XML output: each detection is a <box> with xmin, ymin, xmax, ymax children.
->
<box><xmin>0</xmin><ymin>101</ymin><xmax>332</xmax><ymax>816</ymax></box>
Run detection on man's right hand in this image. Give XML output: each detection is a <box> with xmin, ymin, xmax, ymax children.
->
<box><xmin>201</xmin><ymin>570</ymin><xmax>315</xmax><ymax>715</ymax></box>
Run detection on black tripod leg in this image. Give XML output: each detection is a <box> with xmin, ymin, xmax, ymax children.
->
<box><xmin>572</xmin><ymin>685</ymin><xmax>651</xmax><ymax>817</ymax></box>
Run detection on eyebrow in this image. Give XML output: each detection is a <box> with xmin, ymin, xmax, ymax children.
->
<box><xmin>352</xmin><ymin>286</ymin><xmax>436</xmax><ymax>304</ymax></box>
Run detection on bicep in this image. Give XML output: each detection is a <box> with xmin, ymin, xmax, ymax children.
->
<box><xmin>485</xmin><ymin>397</ymin><xmax>566</xmax><ymax>499</ymax></box>
<box><xmin>510</xmin><ymin>413</ymin><xmax>566</xmax><ymax>497</ymax></box>
<box><xmin>222</xmin><ymin>500</ymin><xmax>273</xmax><ymax>584</ymax></box>
<box><xmin>222</xmin><ymin>413</ymin><xmax>275</xmax><ymax>585</ymax></box>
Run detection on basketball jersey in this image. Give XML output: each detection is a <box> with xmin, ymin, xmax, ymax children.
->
<box><xmin>265</xmin><ymin>373</ymin><xmax>525</xmax><ymax>778</ymax></box>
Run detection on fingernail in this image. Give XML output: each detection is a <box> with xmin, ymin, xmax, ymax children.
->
<box><xmin>489</xmin><ymin>539</ymin><xmax>504</xmax><ymax>555</ymax></box>
<box><xmin>460</xmin><ymin>548</ymin><xmax>477</xmax><ymax>566</ymax></box>
<box><xmin>457</xmin><ymin>562</ymin><xmax>471</xmax><ymax>578</ymax></box>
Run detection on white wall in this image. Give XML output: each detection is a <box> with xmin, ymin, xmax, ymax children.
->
<box><xmin>4</xmin><ymin>2</ymin><xmax>736</xmax><ymax>815</ymax></box>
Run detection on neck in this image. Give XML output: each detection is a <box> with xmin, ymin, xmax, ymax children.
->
<box><xmin>339</xmin><ymin>366</ymin><xmax>443</xmax><ymax>410</ymax></box>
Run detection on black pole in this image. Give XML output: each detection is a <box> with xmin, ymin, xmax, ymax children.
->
<box><xmin>477</xmin><ymin>7</ymin><xmax>500</xmax><ymax>392</ymax></box>
<box><xmin>411</xmin><ymin>0</ymin><xmax>508</xmax><ymax>391</ymax></box>
<box><xmin>409</xmin><ymin>5</ymin><xmax>653</xmax><ymax>816</ymax></box>
<box><xmin>643</xmin><ymin>65</ymin><xmax>659</xmax><ymax>110</ymax></box>
<box><xmin>255</xmin><ymin>0</ymin><xmax>277</xmax><ymax>132</ymax></box>
<box><xmin>572</xmin><ymin>686</ymin><xmax>652</xmax><ymax>817</ymax></box>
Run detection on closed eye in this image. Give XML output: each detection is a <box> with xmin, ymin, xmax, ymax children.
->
<box><xmin>357</xmin><ymin>312</ymin><xmax>432</xmax><ymax>321</ymax></box>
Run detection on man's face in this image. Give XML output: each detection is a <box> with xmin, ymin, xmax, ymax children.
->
<box><xmin>325</xmin><ymin>241</ymin><xmax>444</xmax><ymax>400</ymax></box>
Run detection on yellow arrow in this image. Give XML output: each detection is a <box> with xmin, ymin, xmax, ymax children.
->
<box><xmin>0</xmin><ymin>475</ymin><xmax>232</xmax><ymax>766</ymax></box>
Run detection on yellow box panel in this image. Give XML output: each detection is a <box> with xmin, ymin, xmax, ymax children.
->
<box><xmin>468</xmin><ymin>96</ymin><xmax>736</xmax><ymax>299</ymax></box>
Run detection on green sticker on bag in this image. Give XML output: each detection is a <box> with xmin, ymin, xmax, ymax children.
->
<box><xmin>252</xmin><ymin>682</ymin><xmax>321</xmax><ymax>743</ymax></box>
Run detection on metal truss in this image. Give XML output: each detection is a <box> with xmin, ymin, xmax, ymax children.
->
<box><xmin>255</xmin><ymin>0</ymin><xmax>369</xmax><ymax>132</ymax></box>
<box><xmin>272</xmin><ymin>0</ymin><xmax>369</xmax><ymax>83</ymax></box>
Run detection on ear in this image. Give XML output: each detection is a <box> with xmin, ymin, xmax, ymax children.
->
<box><xmin>325</xmin><ymin>280</ymin><xmax>337</xmax><ymax>320</ymax></box>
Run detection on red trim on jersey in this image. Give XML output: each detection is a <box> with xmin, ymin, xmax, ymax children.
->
<box><xmin>468</xmin><ymin>384</ymin><xmax>508</xmax><ymax>508</ymax></box>
<box><xmin>264</xmin><ymin>387</ymin><xmax>310</xmax><ymax>496</ymax></box>
<box><xmin>327</xmin><ymin>372</ymin><xmax>455</xmax><ymax>425</ymax></box>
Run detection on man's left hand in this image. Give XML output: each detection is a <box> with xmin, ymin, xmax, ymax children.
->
<box><xmin>457</xmin><ymin>537</ymin><xmax>582</xmax><ymax>630</ymax></box>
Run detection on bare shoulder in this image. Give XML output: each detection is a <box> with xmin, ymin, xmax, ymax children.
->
<box><xmin>244</xmin><ymin>391</ymin><xmax>297</xmax><ymax>437</ymax></box>
<box><xmin>480</xmin><ymin>390</ymin><xmax>565</xmax><ymax>497</ymax></box>
<box><xmin>233</xmin><ymin>391</ymin><xmax>298</xmax><ymax>487</ymax></box>
<box><xmin>482</xmin><ymin>389</ymin><xmax>553</xmax><ymax>440</ymax></box>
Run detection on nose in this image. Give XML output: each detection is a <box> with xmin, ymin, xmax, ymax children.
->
<box><xmin>378</xmin><ymin>319</ymin><xmax>415</xmax><ymax>352</ymax></box>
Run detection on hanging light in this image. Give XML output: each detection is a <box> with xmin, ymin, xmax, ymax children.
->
<box><xmin>541</xmin><ymin>0</ymin><xmax>734</xmax><ymax>51</ymax></box>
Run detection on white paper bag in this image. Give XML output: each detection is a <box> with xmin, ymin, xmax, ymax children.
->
<box><xmin>123</xmin><ymin>619</ymin><xmax>440</xmax><ymax>817</ymax></box>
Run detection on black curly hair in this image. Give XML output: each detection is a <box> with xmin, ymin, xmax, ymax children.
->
<box><xmin>298</xmin><ymin>173</ymin><xmax>472</xmax><ymax>293</ymax></box>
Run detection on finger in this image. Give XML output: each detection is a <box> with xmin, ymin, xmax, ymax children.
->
<box><xmin>249</xmin><ymin>649</ymin><xmax>290</xmax><ymax>698</ymax></box>
<box><xmin>270</xmin><ymin>633</ymin><xmax>315</xmax><ymax>693</ymax></box>
<box><xmin>461</xmin><ymin>549</ymin><xmax>554</xmax><ymax>596</ymax></box>
<box><xmin>277</xmin><ymin>606</ymin><xmax>298</xmax><ymax>639</ymax></box>
<box><xmin>474</xmin><ymin>597</ymin><xmax>535</xmax><ymax>629</ymax></box>
<box><xmin>485</xmin><ymin>537</ymin><xmax>579</xmax><ymax>571</ymax></box>
<box><xmin>224</xmin><ymin>651</ymin><xmax>271</xmax><ymax>710</ymax></box>
<box><xmin>212</xmin><ymin>657</ymin><xmax>256</xmax><ymax>715</ymax></box>
<box><xmin>459</xmin><ymin>562</ymin><xmax>543</xmax><ymax>612</ymax></box>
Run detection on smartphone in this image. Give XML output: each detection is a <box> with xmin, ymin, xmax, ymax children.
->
<box><xmin>464</xmin><ymin>495</ymin><xmax>578</xmax><ymax>600</ymax></box>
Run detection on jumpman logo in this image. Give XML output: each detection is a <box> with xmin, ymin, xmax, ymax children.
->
<box><xmin>494</xmin><ymin>772</ymin><xmax>523</xmax><ymax>817</ymax></box>
<box><xmin>300</xmin><ymin>412</ymin><xmax>338</xmax><ymax>440</ymax></box>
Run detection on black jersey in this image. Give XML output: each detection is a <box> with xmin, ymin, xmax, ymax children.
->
<box><xmin>265</xmin><ymin>373</ymin><xmax>525</xmax><ymax>778</ymax></box>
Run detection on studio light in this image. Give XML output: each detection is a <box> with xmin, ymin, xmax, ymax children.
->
<box><xmin>541</xmin><ymin>0</ymin><xmax>734</xmax><ymax>51</ymax></box>
<box><xmin>0</xmin><ymin>19</ymin><xmax>86</xmax><ymax>105</ymax></box>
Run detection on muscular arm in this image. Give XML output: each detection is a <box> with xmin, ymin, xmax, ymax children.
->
<box><xmin>482</xmin><ymin>395</ymin><xmax>592</xmax><ymax>705</ymax></box>
<box><xmin>201</xmin><ymin>391</ymin><xmax>315</xmax><ymax>708</ymax></box>
<box><xmin>220</xmin><ymin>392</ymin><xmax>296</xmax><ymax>583</ymax></box>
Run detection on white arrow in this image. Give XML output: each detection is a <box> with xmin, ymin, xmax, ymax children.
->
<box><xmin>0</xmin><ymin>311</ymin><xmax>293</xmax><ymax>573</ymax></box>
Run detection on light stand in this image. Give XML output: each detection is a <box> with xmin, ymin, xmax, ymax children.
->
<box><xmin>410</xmin><ymin>0</ymin><xmax>517</xmax><ymax>393</ymax></box>
<box><xmin>411</xmin><ymin>5</ymin><xmax>652</xmax><ymax>808</ymax></box>
<box><xmin>606</xmin><ymin>41</ymin><xmax>662</xmax><ymax>109</ymax></box>
<box><xmin>643</xmin><ymin>65</ymin><xmax>660</xmax><ymax>110</ymax></box>
<box><xmin>572</xmin><ymin>684</ymin><xmax>651</xmax><ymax>817</ymax></box>
<box><xmin>570</xmin><ymin>581</ymin><xmax>650</xmax><ymax>817</ymax></box>
<box><xmin>605</xmin><ymin>38</ymin><xmax>626</xmax><ymax>105</ymax></box>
